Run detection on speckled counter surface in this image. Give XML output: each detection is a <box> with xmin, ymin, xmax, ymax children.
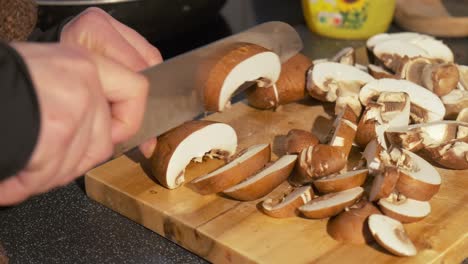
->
<box><xmin>1</xmin><ymin>1</ymin><xmax>467</xmax><ymax>263</ymax></box>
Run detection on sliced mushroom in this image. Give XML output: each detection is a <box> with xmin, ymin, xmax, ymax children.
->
<box><xmin>369</xmin><ymin>166</ymin><xmax>400</xmax><ymax>201</ymax></box>
<box><xmin>422</xmin><ymin>138</ymin><xmax>468</xmax><ymax>170</ymax></box>
<box><xmin>151</xmin><ymin>121</ymin><xmax>237</xmax><ymax>189</ymax></box>
<box><xmin>203</xmin><ymin>43</ymin><xmax>281</xmax><ymax>111</ymax></box>
<box><xmin>223</xmin><ymin>155</ymin><xmax>297</xmax><ymax>201</ymax></box>
<box><xmin>366</xmin><ymin>32</ymin><xmax>426</xmax><ymax>51</ymax></box>
<box><xmin>360</xmin><ymin>78</ymin><xmax>446</xmax><ymax>123</ymax></box>
<box><xmin>285</xmin><ymin>129</ymin><xmax>319</xmax><ymax>154</ymax></box>
<box><xmin>363</xmin><ymin>139</ymin><xmax>386</xmax><ymax>174</ymax></box>
<box><xmin>327</xmin><ymin>200</ymin><xmax>381</xmax><ymax>244</ymax></box>
<box><xmin>291</xmin><ymin>145</ymin><xmax>347</xmax><ymax>185</ymax></box>
<box><xmin>261</xmin><ymin>185</ymin><xmax>314</xmax><ymax>218</ymax></box>
<box><xmin>367</xmin><ymin>64</ymin><xmax>397</xmax><ymax>79</ymax></box>
<box><xmin>419</xmin><ymin>62</ymin><xmax>459</xmax><ymax>97</ymax></box>
<box><xmin>337</xmin><ymin>105</ymin><xmax>359</xmax><ymax>125</ymax></box>
<box><xmin>247</xmin><ymin>53</ymin><xmax>312</xmax><ymax>109</ymax></box>
<box><xmin>334</xmin><ymin>95</ymin><xmax>363</xmax><ymax>119</ymax></box>
<box><xmin>441</xmin><ymin>89</ymin><xmax>468</xmax><ymax>120</ymax></box>
<box><xmin>399</xmin><ymin>57</ymin><xmax>432</xmax><ymax>83</ymax></box>
<box><xmin>457</xmin><ymin>108</ymin><xmax>468</xmax><ymax>123</ymax></box>
<box><xmin>328</xmin><ymin>116</ymin><xmax>357</xmax><ymax>160</ymax></box>
<box><xmin>373</xmin><ymin>40</ymin><xmax>426</xmax><ymax>73</ymax></box>
<box><xmin>355</xmin><ymin>104</ymin><xmax>383</xmax><ymax>148</ymax></box>
<box><xmin>306</xmin><ymin>62</ymin><xmax>374</xmax><ymax>103</ymax></box>
<box><xmin>191</xmin><ymin>143</ymin><xmax>271</xmax><ymax>195</ymax></box>
<box><xmin>386</xmin><ymin>120</ymin><xmax>464</xmax><ymax>152</ymax></box>
<box><xmin>368</xmin><ymin>214</ymin><xmax>417</xmax><ymax>257</ymax></box>
<box><xmin>331</xmin><ymin>47</ymin><xmax>355</xmax><ymax>65</ymax></box>
<box><xmin>379</xmin><ymin>193</ymin><xmax>431</xmax><ymax>223</ymax></box>
<box><xmin>396</xmin><ymin>150</ymin><xmax>441</xmax><ymax>201</ymax></box>
<box><xmin>458</xmin><ymin>65</ymin><xmax>468</xmax><ymax>90</ymax></box>
<box><xmin>299</xmin><ymin>187</ymin><xmax>364</xmax><ymax>219</ymax></box>
<box><xmin>314</xmin><ymin>169</ymin><xmax>368</xmax><ymax>194</ymax></box>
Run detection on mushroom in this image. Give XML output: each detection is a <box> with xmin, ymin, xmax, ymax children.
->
<box><xmin>441</xmin><ymin>89</ymin><xmax>468</xmax><ymax>120</ymax></box>
<box><xmin>457</xmin><ymin>108</ymin><xmax>468</xmax><ymax>123</ymax></box>
<box><xmin>378</xmin><ymin>193</ymin><xmax>431</xmax><ymax>223</ymax></box>
<box><xmin>337</xmin><ymin>105</ymin><xmax>359</xmax><ymax>125</ymax></box>
<box><xmin>247</xmin><ymin>53</ymin><xmax>312</xmax><ymax>110</ymax></box>
<box><xmin>419</xmin><ymin>62</ymin><xmax>459</xmax><ymax>97</ymax></box>
<box><xmin>327</xmin><ymin>200</ymin><xmax>381</xmax><ymax>244</ymax></box>
<box><xmin>367</xmin><ymin>64</ymin><xmax>397</xmax><ymax>79</ymax></box>
<box><xmin>328</xmin><ymin>114</ymin><xmax>357</xmax><ymax>160</ymax></box>
<box><xmin>369</xmin><ymin>166</ymin><xmax>400</xmax><ymax>201</ymax></box>
<box><xmin>203</xmin><ymin>43</ymin><xmax>281</xmax><ymax>112</ymax></box>
<box><xmin>372</xmin><ymin>40</ymin><xmax>426</xmax><ymax>73</ymax></box>
<box><xmin>313</xmin><ymin>169</ymin><xmax>368</xmax><ymax>194</ymax></box>
<box><xmin>151</xmin><ymin>121</ymin><xmax>237</xmax><ymax>189</ymax></box>
<box><xmin>331</xmin><ymin>47</ymin><xmax>355</xmax><ymax>66</ymax></box>
<box><xmin>362</xmin><ymin>138</ymin><xmax>387</xmax><ymax>174</ymax></box>
<box><xmin>284</xmin><ymin>129</ymin><xmax>319</xmax><ymax>154</ymax></box>
<box><xmin>360</xmin><ymin>79</ymin><xmax>446</xmax><ymax>123</ymax></box>
<box><xmin>422</xmin><ymin>138</ymin><xmax>468</xmax><ymax>170</ymax></box>
<box><xmin>386</xmin><ymin>120</ymin><xmax>464</xmax><ymax>152</ymax></box>
<box><xmin>458</xmin><ymin>65</ymin><xmax>468</xmax><ymax>90</ymax></box>
<box><xmin>368</xmin><ymin>214</ymin><xmax>417</xmax><ymax>257</ymax></box>
<box><xmin>355</xmin><ymin>104</ymin><xmax>384</xmax><ymax>149</ymax></box>
<box><xmin>291</xmin><ymin>145</ymin><xmax>347</xmax><ymax>185</ymax></box>
<box><xmin>223</xmin><ymin>154</ymin><xmax>297</xmax><ymax>201</ymax></box>
<box><xmin>190</xmin><ymin>143</ymin><xmax>271</xmax><ymax>195</ymax></box>
<box><xmin>366</xmin><ymin>32</ymin><xmax>427</xmax><ymax>51</ymax></box>
<box><xmin>306</xmin><ymin>62</ymin><xmax>374</xmax><ymax>111</ymax></box>
<box><xmin>299</xmin><ymin>187</ymin><xmax>364</xmax><ymax>219</ymax></box>
<box><xmin>396</xmin><ymin>150</ymin><xmax>441</xmax><ymax>201</ymax></box>
<box><xmin>261</xmin><ymin>185</ymin><xmax>314</xmax><ymax>218</ymax></box>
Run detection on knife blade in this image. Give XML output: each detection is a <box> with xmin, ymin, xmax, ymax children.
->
<box><xmin>114</xmin><ymin>21</ymin><xmax>303</xmax><ymax>156</ymax></box>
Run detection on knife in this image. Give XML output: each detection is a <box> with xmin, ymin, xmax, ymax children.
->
<box><xmin>114</xmin><ymin>21</ymin><xmax>304</xmax><ymax>156</ymax></box>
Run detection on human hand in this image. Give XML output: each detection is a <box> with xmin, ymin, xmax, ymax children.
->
<box><xmin>61</xmin><ymin>7</ymin><xmax>163</xmax><ymax>157</ymax></box>
<box><xmin>0</xmin><ymin>43</ymin><xmax>148</xmax><ymax>205</ymax></box>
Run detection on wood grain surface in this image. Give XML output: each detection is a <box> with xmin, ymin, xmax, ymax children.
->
<box><xmin>86</xmin><ymin>101</ymin><xmax>468</xmax><ymax>264</ymax></box>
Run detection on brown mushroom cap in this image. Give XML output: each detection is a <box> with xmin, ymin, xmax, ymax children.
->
<box><xmin>285</xmin><ymin>129</ymin><xmax>319</xmax><ymax>154</ymax></box>
<box><xmin>422</xmin><ymin>138</ymin><xmax>468</xmax><ymax>170</ymax></box>
<box><xmin>223</xmin><ymin>155</ymin><xmax>297</xmax><ymax>201</ymax></box>
<box><xmin>327</xmin><ymin>200</ymin><xmax>381</xmax><ymax>244</ymax></box>
<box><xmin>328</xmin><ymin>118</ymin><xmax>357</xmax><ymax>160</ymax></box>
<box><xmin>261</xmin><ymin>185</ymin><xmax>314</xmax><ymax>218</ymax></box>
<box><xmin>151</xmin><ymin>121</ymin><xmax>237</xmax><ymax>189</ymax></box>
<box><xmin>314</xmin><ymin>169</ymin><xmax>368</xmax><ymax>194</ymax></box>
<box><xmin>369</xmin><ymin>166</ymin><xmax>400</xmax><ymax>201</ymax></box>
<box><xmin>247</xmin><ymin>53</ymin><xmax>312</xmax><ymax>109</ymax></box>
<box><xmin>378</xmin><ymin>193</ymin><xmax>431</xmax><ymax>223</ymax></box>
<box><xmin>299</xmin><ymin>187</ymin><xmax>364</xmax><ymax>219</ymax></box>
<box><xmin>203</xmin><ymin>43</ymin><xmax>281</xmax><ymax>111</ymax></box>
<box><xmin>191</xmin><ymin>143</ymin><xmax>271</xmax><ymax>195</ymax></box>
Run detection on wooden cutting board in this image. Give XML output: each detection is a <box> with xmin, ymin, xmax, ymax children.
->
<box><xmin>85</xmin><ymin>101</ymin><xmax>468</xmax><ymax>264</ymax></box>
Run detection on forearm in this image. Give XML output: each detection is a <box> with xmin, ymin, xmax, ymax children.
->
<box><xmin>0</xmin><ymin>42</ymin><xmax>40</xmax><ymax>181</ymax></box>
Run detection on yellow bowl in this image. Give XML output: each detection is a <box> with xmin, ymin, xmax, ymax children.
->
<box><xmin>302</xmin><ymin>0</ymin><xmax>396</xmax><ymax>39</ymax></box>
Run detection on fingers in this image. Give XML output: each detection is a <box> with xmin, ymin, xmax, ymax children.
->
<box><xmin>91</xmin><ymin>54</ymin><xmax>149</xmax><ymax>144</ymax></box>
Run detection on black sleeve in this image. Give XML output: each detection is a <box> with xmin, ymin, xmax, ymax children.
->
<box><xmin>0</xmin><ymin>42</ymin><xmax>40</xmax><ymax>181</ymax></box>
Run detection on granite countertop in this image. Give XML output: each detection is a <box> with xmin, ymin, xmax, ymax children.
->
<box><xmin>1</xmin><ymin>1</ymin><xmax>467</xmax><ymax>263</ymax></box>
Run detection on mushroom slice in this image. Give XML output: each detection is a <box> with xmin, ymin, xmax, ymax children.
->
<box><xmin>285</xmin><ymin>129</ymin><xmax>319</xmax><ymax>154</ymax></box>
<box><xmin>423</xmin><ymin>138</ymin><xmax>468</xmax><ymax>170</ymax></box>
<box><xmin>337</xmin><ymin>105</ymin><xmax>359</xmax><ymax>124</ymax></box>
<box><xmin>458</xmin><ymin>65</ymin><xmax>468</xmax><ymax>90</ymax></box>
<box><xmin>409</xmin><ymin>37</ymin><xmax>454</xmax><ymax>62</ymax></box>
<box><xmin>261</xmin><ymin>185</ymin><xmax>314</xmax><ymax>218</ymax></box>
<box><xmin>360</xmin><ymin>79</ymin><xmax>446</xmax><ymax>123</ymax></box>
<box><xmin>191</xmin><ymin>143</ymin><xmax>271</xmax><ymax>195</ymax></box>
<box><xmin>379</xmin><ymin>193</ymin><xmax>431</xmax><ymax>223</ymax></box>
<box><xmin>247</xmin><ymin>53</ymin><xmax>312</xmax><ymax>110</ymax></box>
<box><xmin>363</xmin><ymin>139</ymin><xmax>386</xmax><ymax>174</ymax></box>
<box><xmin>355</xmin><ymin>104</ymin><xmax>384</xmax><ymax>148</ymax></box>
<box><xmin>328</xmin><ymin>116</ymin><xmax>357</xmax><ymax>160</ymax></box>
<box><xmin>366</xmin><ymin>32</ymin><xmax>427</xmax><ymax>51</ymax></box>
<box><xmin>386</xmin><ymin>121</ymin><xmax>464</xmax><ymax>152</ymax></box>
<box><xmin>396</xmin><ymin>150</ymin><xmax>441</xmax><ymax>201</ymax></box>
<box><xmin>457</xmin><ymin>108</ymin><xmax>468</xmax><ymax>123</ymax></box>
<box><xmin>420</xmin><ymin>62</ymin><xmax>459</xmax><ymax>97</ymax></box>
<box><xmin>369</xmin><ymin>166</ymin><xmax>400</xmax><ymax>202</ymax></box>
<box><xmin>314</xmin><ymin>169</ymin><xmax>368</xmax><ymax>194</ymax></box>
<box><xmin>377</xmin><ymin>92</ymin><xmax>411</xmax><ymax>127</ymax></box>
<box><xmin>399</xmin><ymin>57</ymin><xmax>432</xmax><ymax>82</ymax></box>
<box><xmin>306</xmin><ymin>62</ymin><xmax>374</xmax><ymax>103</ymax></box>
<box><xmin>373</xmin><ymin>40</ymin><xmax>427</xmax><ymax>73</ymax></box>
<box><xmin>367</xmin><ymin>64</ymin><xmax>397</xmax><ymax>79</ymax></box>
<box><xmin>299</xmin><ymin>187</ymin><xmax>364</xmax><ymax>219</ymax></box>
<box><xmin>327</xmin><ymin>200</ymin><xmax>381</xmax><ymax>244</ymax></box>
<box><xmin>331</xmin><ymin>47</ymin><xmax>355</xmax><ymax>65</ymax></box>
<box><xmin>151</xmin><ymin>121</ymin><xmax>237</xmax><ymax>189</ymax></box>
<box><xmin>441</xmin><ymin>89</ymin><xmax>468</xmax><ymax>120</ymax></box>
<box><xmin>291</xmin><ymin>145</ymin><xmax>346</xmax><ymax>185</ymax></box>
<box><xmin>203</xmin><ymin>43</ymin><xmax>281</xmax><ymax>111</ymax></box>
<box><xmin>334</xmin><ymin>95</ymin><xmax>362</xmax><ymax>118</ymax></box>
<box><xmin>223</xmin><ymin>155</ymin><xmax>297</xmax><ymax>201</ymax></box>
<box><xmin>368</xmin><ymin>214</ymin><xmax>417</xmax><ymax>257</ymax></box>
